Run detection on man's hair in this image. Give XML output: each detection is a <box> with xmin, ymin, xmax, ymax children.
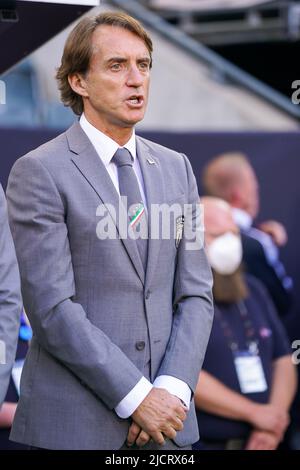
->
<box><xmin>56</xmin><ymin>11</ymin><xmax>153</xmax><ymax>116</ymax></box>
<box><xmin>202</xmin><ymin>152</ymin><xmax>250</xmax><ymax>200</ymax></box>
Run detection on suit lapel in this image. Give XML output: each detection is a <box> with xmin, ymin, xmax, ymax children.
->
<box><xmin>66</xmin><ymin>123</ymin><xmax>145</xmax><ymax>285</ymax></box>
<box><xmin>137</xmin><ymin>137</ymin><xmax>165</xmax><ymax>290</ymax></box>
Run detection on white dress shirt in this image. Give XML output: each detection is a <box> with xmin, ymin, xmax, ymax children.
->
<box><xmin>232</xmin><ymin>207</ymin><xmax>252</xmax><ymax>232</ymax></box>
<box><xmin>80</xmin><ymin>114</ymin><xmax>191</xmax><ymax>418</ymax></box>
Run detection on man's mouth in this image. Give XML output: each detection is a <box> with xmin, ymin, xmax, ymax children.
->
<box><xmin>126</xmin><ymin>95</ymin><xmax>144</xmax><ymax>107</ymax></box>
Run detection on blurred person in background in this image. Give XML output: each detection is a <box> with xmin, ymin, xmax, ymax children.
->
<box><xmin>192</xmin><ymin>197</ymin><xmax>297</xmax><ymax>450</ymax></box>
<box><xmin>202</xmin><ymin>152</ymin><xmax>293</xmax><ymax>317</ymax></box>
<box><xmin>0</xmin><ymin>185</ymin><xmax>22</xmax><ymax>407</ymax></box>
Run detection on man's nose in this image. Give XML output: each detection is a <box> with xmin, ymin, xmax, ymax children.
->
<box><xmin>126</xmin><ymin>66</ymin><xmax>144</xmax><ymax>87</ymax></box>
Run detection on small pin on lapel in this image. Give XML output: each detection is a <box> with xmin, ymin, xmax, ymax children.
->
<box><xmin>147</xmin><ymin>158</ymin><xmax>156</xmax><ymax>165</ymax></box>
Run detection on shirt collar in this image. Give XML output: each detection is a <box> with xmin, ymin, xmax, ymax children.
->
<box><xmin>79</xmin><ymin>113</ymin><xmax>136</xmax><ymax>167</ymax></box>
<box><xmin>232</xmin><ymin>207</ymin><xmax>253</xmax><ymax>231</ymax></box>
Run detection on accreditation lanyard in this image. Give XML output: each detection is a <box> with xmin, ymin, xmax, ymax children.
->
<box><xmin>216</xmin><ymin>301</ymin><xmax>268</xmax><ymax>394</ymax></box>
<box><xmin>216</xmin><ymin>300</ymin><xmax>259</xmax><ymax>355</ymax></box>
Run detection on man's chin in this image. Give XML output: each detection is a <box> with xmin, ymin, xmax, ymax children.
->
<box><xmin>121</xmin><ymin>110</ymin><xmax>146</xmax><ymax>127</ymax></box>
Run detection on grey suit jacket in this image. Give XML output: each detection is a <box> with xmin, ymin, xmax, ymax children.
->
<box><xmin>0</xmin><ymin>184</ymin><xmax>22</xmax><ymax>405</ymax></box>
<box><xmin>7</xmin><ymin>122</ymin><xmax>213</xmax><ymax>449</ymax></box>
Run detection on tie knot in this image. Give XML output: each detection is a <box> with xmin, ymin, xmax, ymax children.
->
<box><xmin>113</xmin><ymin>147</ymin><xmax>133</xmax><ymax>168</ymax></box>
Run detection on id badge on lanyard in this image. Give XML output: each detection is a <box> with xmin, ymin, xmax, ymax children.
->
<box><xmin>217</xmin><ymin>301</ymin><xmax>268</xmax><ymax>394</ymax></box>
<box><xmin>233</xmin><ymin>350</ymin><xmax>268</xmax><ymax>394</ymax></box>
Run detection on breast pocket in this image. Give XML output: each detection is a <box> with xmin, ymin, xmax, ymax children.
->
<box><xmin>149</xmin><ymin>194</ymin><xmax>184</xmax><ymax>244</ymax></box>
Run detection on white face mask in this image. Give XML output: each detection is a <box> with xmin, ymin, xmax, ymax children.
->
<box><xmin>207</xmin><ymin>232</ymin><xmax>242</xmax><ymax>275</ymax></box>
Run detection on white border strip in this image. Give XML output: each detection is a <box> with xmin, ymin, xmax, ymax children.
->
<box><xmin>20</xmin><ymin>0</ymin><xmax>99</xmax><ymax>6</ymax></box>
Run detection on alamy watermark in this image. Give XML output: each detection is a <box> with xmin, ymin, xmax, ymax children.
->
<box><xmin>291</xmin><ymin>80</ymin><xmax>300</xmax><ymax>104</ymax></box>
<box><xmin>95</xmin><ymin>198</ymin><xmax>205</xmax><ymax>251</ymax></box>
<box><xmin>0</xmin><ymin>80</ymin><xmax>6</xmax><ymax>105</ymax></box>
<box><xmin>292</xmin><ymin>340</ymin><xmax>300</xmax><ymax>365</ymax></box>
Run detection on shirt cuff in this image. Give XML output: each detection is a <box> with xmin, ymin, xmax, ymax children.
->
<box><xmin>115</xmin><ymin>377</ymin><xmax>153</xmax><ymax>419</ymax></box>
<box><xmin>153</xmin><ymin>375</ymin><xmax>191</xmax><ymax>410</ymax></box>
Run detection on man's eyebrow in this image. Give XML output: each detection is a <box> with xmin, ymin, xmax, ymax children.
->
<box><xmin>137</xmin><ymin>57</ymin><xmax>151</xmax><ymax>63</ymax></box>
<box><xmin>106</xmin><ymin>57</ymin><xmax>127</xmax><ymax>64</ymax></box>
<box><xmin>105</xmin><ymin>56</ymin><xmax>151</xmax><ymax>64</ymax></box>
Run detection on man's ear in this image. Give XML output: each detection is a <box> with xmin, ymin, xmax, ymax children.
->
<box><xmin>68</xmin><ymin>73</ymin><xmax>89</xmax><ymax>98</ymax></box>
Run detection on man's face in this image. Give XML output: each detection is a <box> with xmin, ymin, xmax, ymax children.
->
<box><xmin>205</xmin><ymin>205</ymin><xmax>239</xmax><ymax>247</ymax></box>
<box><xmin>204</xmin><ymin>202</ymin><xmax>247</xmax><ymax>302</ymax></box>
<box><xmin>79</xmin><ymin>25</ymin><xmax>151</xmax><ymax>134</ymax></box>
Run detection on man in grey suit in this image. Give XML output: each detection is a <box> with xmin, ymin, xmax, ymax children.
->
<box><xmin>0</xmin><ymin>185</ymin><xmax>22</xmax><ymax>406</ymax></box>
<box><xmin>7</xmin><ymin>12</ymin><xmax>214</xmax><ymax>450</ymax></box>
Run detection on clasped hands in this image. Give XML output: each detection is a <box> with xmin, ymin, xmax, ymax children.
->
<box><xmin>245</xmin><ymin>403</ymin><xmax>290</xmax><ymax>450</ymax></box>
<box><xmin>127</xmin><ymin>387</ymin><xmax>188</xmax><ymax>448</ymax></box>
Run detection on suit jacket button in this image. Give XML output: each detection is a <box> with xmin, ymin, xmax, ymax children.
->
<box><xmin>145</xmin><ymin>290</ymin><xmax>151</xmax><ymax>300</ymax></box>
<box><xmin>135</xmin><ymin>341</ymin><xmax>145</xmax><ymax>351</ymax></box>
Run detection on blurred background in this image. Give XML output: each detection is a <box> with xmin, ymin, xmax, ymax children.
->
<box><xmin>0</xmin><ymin>0</ymin><xmax>299</xmax><ymax>450</ymax></box>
